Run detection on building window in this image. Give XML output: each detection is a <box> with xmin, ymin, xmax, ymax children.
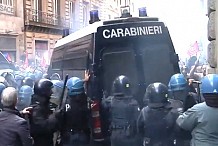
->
<box><xmin>52</xmin><ymin>0</ymin><xmax>60</xmax><ymax>25</ymax></box>
<box><xmin>6</xmin><ymin>0</ymin><xmax>13</xmax><ymax>6</ymax></box>
<box><xmin>69</xmin><ymin>1</ymin><xmax>75</xmax><ymax>29</ymax></box>
<box><xmin>0</xmin><ymin>0</ymin><xmax>15</xmax><ymax>15</ymax></box>
<box><xmin>35</xmin><ymin>40</ymin><xmax>49</xmax><ymax>66</ymax></box>
<box><xmin>83</xmin><ymin>2</ymin><xmax>89</xmax><ymax>27</ymax></box>
<box><xmin>33</xmin><ymin>0</ymin><xmax>39</xmax><ymax>10</ymax></box>
<box><xmin>120</xmin><ymin>0</ymin><xmax>130</xmax><ymax>6</ymax></box>
<box><xmin>0</xmin><ymin>0</ymin><xmax>13</xmax><ymax>5</ymax></box>
<box><xmin>53</xmin><ymin>0</ymin><xmax>58</xmax><ymax>15</ymax></box>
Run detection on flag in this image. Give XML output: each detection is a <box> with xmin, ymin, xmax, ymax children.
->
<box><xmin>24</xmin><ymin>52</ymin><xmax>28</xmax><ymax>68</ymax></box>
<box><xmin>41</xmin><ymin>56</ymin><xmax>46</xmax><ymax>67</ymax></box>
<box><xmin>187</xmin><ymin>41</ymin><xmax>200</xmax><ymax>57</ymax></box>
<box><xmin>6</xmin><ymin>53</ymin><xmax>12</xmax><ymax>62</ymax></box>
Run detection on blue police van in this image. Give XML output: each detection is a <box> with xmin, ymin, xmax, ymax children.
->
<box><xmin>49</xmin><ymin>8</ymin><xmax>180</xmax><ymax>143</ymax></box>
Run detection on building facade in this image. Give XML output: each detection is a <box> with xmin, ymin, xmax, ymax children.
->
<box><xmin>207</xmin><ymin>0</ymin><xmax>217</xmax><ymax>73</ymax></box>
<box><xmin>23</xmin><ymin>0</ymin><xmax>70</xmax><ymax>65</ymax></box>
<box><xmin>0</xmin><ymin>0</ymin><xmax>24</xmax><ymax>62</ymax></box>
<box><xmin>0</xmin><ymin>0</ymin><xmax>135</xmax><ymax>64</ymax></box>
<box><xmin>69</xmin><ymin>0</ymin><xmax>135</xmax><ymax>33</ymax></box>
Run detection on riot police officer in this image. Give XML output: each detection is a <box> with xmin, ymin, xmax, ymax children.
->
<box><xmin>22</xmin><ymin>77</ymin><xmax>35</xmax><ymax>88</ymax></box>
<box><xmin>110</xmin><ymin>75</ymin><xmax>140</xmax><ymax>146</ymax></box>
<box><xmin>17</xmin><ymin>85</ymin><xmax>33</xmax><ymax>111</ymax></box>
<box><xmin>168</xmin><ymin>73</ymin><xmax>197</xmax><ymax>111</ymax></box>
<box><xmin>60</xmin><ymin>77</ymin><xmax>90</xmax><ymax>146</ymax></box>
<box><xmin>168</xmin><ymin>73</ymin><xmax>197</xmax><ymax>146</ymax></box>
<box><xmin>137</xmin><ymin>82</ymin><xmax>178</xmax><ymax>146</ymax></box>
<box><xmin>3</xmin><ymin>72</ymin><xmax>17</xmax><ymax>88</ymax></box>
<box><xmin>15</xmin><ymin>74</ymin><xmax>24</xmax><ymax>89</ymax></box>
<box><xmin>177</xmin><ymin>74</ymin><xmax>218</xmax><ymax>146</ymax></box>
<box><xmin>30</xmin><ymin>79</ymin><xmax>63</xmax><ymax>146</ymax></box>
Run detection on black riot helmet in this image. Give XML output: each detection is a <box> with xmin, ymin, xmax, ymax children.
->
<box><xmin>22</xmin><ymin>77</ymin><xmax>34</xmax><ymax>88</ymax></box>
<box><xmin>34</xmin><ymin>79</ymin><xmax>53</xmax><ymax>97</ymax></box>
<box><xmin>112</xmin><ymin>75</ymin><xmax>131</xmax><ymax>96</ymax></box>
<box><xmin>145</xmin><ymin>82</ymin><xmax>169</xmax><ymax>108</ymax></box>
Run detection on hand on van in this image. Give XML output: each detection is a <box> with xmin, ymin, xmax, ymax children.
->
<box><xmin>83</xmin><ymin>70</ymin><xmax>90</xmax><ymax>82</ymax></box>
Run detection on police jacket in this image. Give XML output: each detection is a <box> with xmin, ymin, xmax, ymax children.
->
<box><xmin>137</xmin><ymin>104</ymin><xmax>178</xmax><ymax>146</ymax></box>
<box><xmin>60</xmin><ymin>94</ymin><xmax>90</xmax><ymax>144</ymax></box>
<box><xmin>63</xmin><ymin>94</ymin><xmax>90</xmax><ymax>132</ymax></box>
<box><xmin>177</xmin><ymin>102</ymin><xmax>218</xmax><ymax>146</ymax></box>
<box><xmin>110</xmin><ymin>96</ymin><xmax>140</xmax><ymax>146</ymax></box>
<box><xmin>30</xmin><ymin>94</ymin><xmax>60</xmax><ymax>146</ymax></box>
<box><xmin>0</xmin><ymin>107</ymin><xmax>32</xmax><ymax>146</ymax></box>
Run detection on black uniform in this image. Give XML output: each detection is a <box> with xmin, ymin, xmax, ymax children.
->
<box><xmin>137</xmin><ymin>82</ymin><xmax>179</xmax><ymax>146</ymax></box>
<box><xmin>109</xmin><ymin>75</ymin><xmax>140</xmax><ymax>146</ymax></box>
<box><xmin>30</xmin><ymin>79</ymin><xmax>63</xmax><ymax>146</ymax></box>
<box><xmin>61</xmin><ymin>93</ymin><xmax>90</xmax><ymax>146</ymax></box>
<box><xmin>110</xmin><ymin>95</ymin><xmax>140</xmax><ymax>146</ymax></box>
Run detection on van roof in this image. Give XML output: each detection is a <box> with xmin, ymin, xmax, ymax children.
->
<box><xmin>55</xmin><ymin>21</ymin><xmax>104</xmax><ymax>49</ymax></box>
<box><xmin>54</xmin><ymin>17</ymin><xmax>160</xmax><ymax>49</ymax></box>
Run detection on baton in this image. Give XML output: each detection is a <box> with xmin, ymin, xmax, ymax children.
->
<box><xmin>59</xmin><ymin>74</ymin><xmax>68</xmax><ymax>109</ymax></box>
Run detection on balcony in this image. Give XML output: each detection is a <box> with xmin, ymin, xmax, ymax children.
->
<box><xmin>25</xmin><ymin>9</ymin><xmax>70</xmax><ymax>29</ymax></box>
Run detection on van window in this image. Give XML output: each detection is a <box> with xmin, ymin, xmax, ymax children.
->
<box><xmin>140</xmin><ymin>44</ymin><xmax>174</xmax><ymax>86</ymax></box>
<box><xmin>102</xmin><ymin>46</ymin><xmax>138</xmax><ymax>96</ymax></box>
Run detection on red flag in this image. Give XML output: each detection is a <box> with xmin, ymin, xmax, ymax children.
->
<box><xmin>6</xmin><ymin>53</ymin><xmax>12</xmax><ymax>62</ymax></box>
<box><xmin>41</xmin><ymin>56</ymin><xmax>46</xmax><ymax>67</ymax></box>
<box><xmin>187</xmin><ymin>41</ymin><xmax>200</xmax><ymax>57</ymax></box>
<box><xmin>24</xmin><ymin>52</ymin><xmax>28</xmax><ymax>68</ymax></box>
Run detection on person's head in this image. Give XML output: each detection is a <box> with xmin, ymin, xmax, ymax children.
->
<box><xmin>15</xmin><ymin>74</ymin><xmax>24</xmax><ymax>88</ymax></box>
<box><xmin>51</xmin><ymin>80</ymin><xmax>64</xmax><ymax>105</ymax></box>
<box><xmin>34</xmin><ymin>79</ymin><xmax>53</xmax><ymax>98</ymax></box>
<box><xmin>17</xmin><ymin>85</ymin><xmax>33</xmax><ymax>110</ymax></box>
<box><xmin>168</xmin><ymin>73</ymin><xmax>188</xmax><ymax>101</ymax></box>
<box><xmin>22</xmin><ymin>77</ymin><xmax>34</xmax><ymax>88</ymax></box>
<box><xmin>34</xmin><ymin>70</ymin><xmax>43</xmax><ymax>81</ymax></box>
<box><xmin>3</xmin><ymin>72</ymin><xmax>16</xmax><ymax>87</ymax></box>
<box><xmin>111</xmin><ymin>75</ymin><xmax>132</xmax><ymax>97</ymax></box>
<box><xmin>66</xmin><ymin>77</ymin><xmax>84</xmax><ymax>97</ymax></box>
<box><xmin>1</xmin><ymin>87</ymin><xmax>18</xmax><ymax>108</ymax></box>
<box><xmin>201</xmin><ymin>74</ymin><xmax>218</xmax><ymax>107</ymax></box>
<box><xmin>145</xmin><ymin>82</ymin><xmax>169</xmax><ymax>108</ymax></box>
<box><xmin>27</xmin><ymin>73</ymin><xmax>36</xmax><ymax>81</ymax></box>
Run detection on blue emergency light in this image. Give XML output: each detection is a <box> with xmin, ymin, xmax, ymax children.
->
<box><xmin>139</xmin><ymin>7</ymin><xmax>147</xmax><ymax>17</ymax></box>
<box><xmin>89</xmin><ymin>10</ymin><xmax>100</xmax><ymax>24</ymax></box>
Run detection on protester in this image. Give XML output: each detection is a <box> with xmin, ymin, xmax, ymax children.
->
<box><xmin>0</xmin><ymin>87</ymin><xmax>33</xmax><ymax>146</ymax></box>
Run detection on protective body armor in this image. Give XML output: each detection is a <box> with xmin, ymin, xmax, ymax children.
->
<box><xmin>138</xmin><ymin>106</ymin><xmax>177</xmax><ymax>146</ymax></box>
<box><xmin>110</xmin><ymin>96</ymin><xmax>140</xmax><ymax>146</ymax></box>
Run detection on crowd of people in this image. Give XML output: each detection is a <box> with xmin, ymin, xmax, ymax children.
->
<box><xmin>0</xmin><ymin>63</ymin><xmax>217</xmax><ymax>146</ymax></box>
